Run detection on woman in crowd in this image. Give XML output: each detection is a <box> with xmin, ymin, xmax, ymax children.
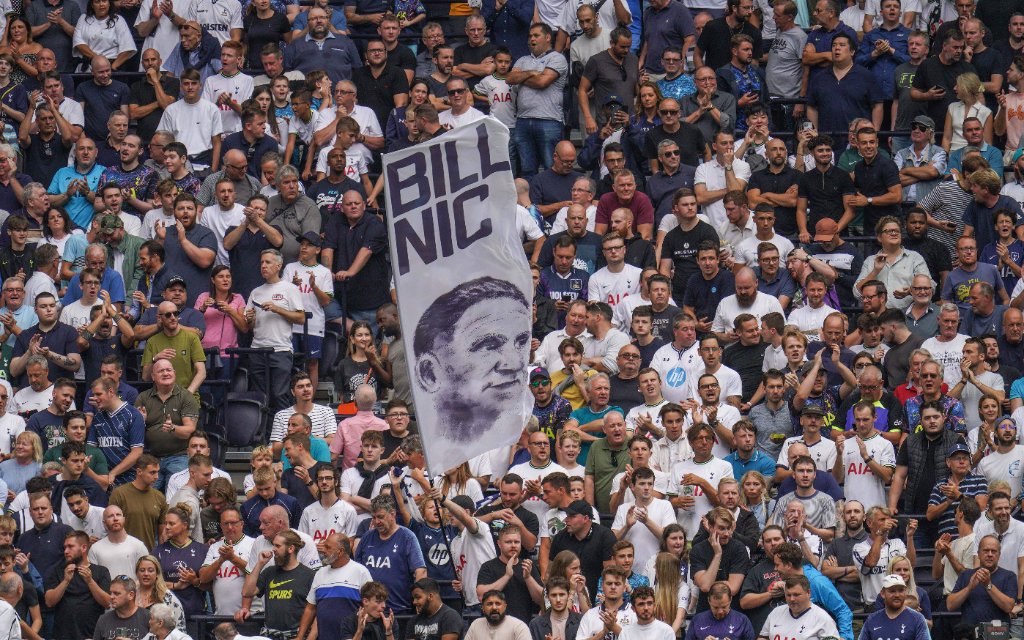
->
<box><xmin>136</xmin><ymin>555</ymin><xmax>187</xmax><ymax>632</ymax></box>
<box><xmin>336</xmin><ymin>321</ymin><xmax>389</xmax><ymax>402</ymax></box>
<box><xmin>3</xmin><ymin>17</ymin><xmax>40</xmax><ymax>84</ymax></box>
<box><xmin>195</xmin><ymin>265</ymin><xmax>248</xmax><ymax>352</ymax></box>
<box><xmin>40</xmin><ymin>207</ymin><xmax>82</xmax><ymax>258</ymax></box>
<box><xmin>386</xmin><ymin>78</ymin><xmax>430</xmax><ymax>150</ymax></box>
<box><xmin>943</xmin><ymin>72</ymin><xmax>992</xmax><ymax>153</ymax></box>
<box><xmin>439</xmin><ymin>462</ymin><xmax>484</xmax><ymax>503</ymax></box>
<box><xmin>243</xmin><ymin>0</ymin><xmax>292</xmax><ymax>72</ymax></box>
<box><xmin>874</xmin><ymin>555</ymin><xmax>932</xmax><ymax>626</ymax></box>
<box><xmin>72</xmin><ymin>0</ymin><xmax>136</xmax><ymax>69</ymax></box>
<box><xmin>741</xmin><ymin>470</ymin><xmax>772</xmax><ymax>530</ymax></box>
<box><xmin>0</xmin><ymin>431</ymin><xmax>41</xmax><ymax>493</ymax></box>
<box><xmin>969</xmin><ymin>397</ymin><xmax>1005</xmax><ymax>464</ymax></box>
<box><xmin>651</xmin><ymin>550</ymin><xmax>689</xmax><ymax>633</ymax></box>
<box><xmin>154</xmin><ymin>504</ymin><xmax>209</xmax><ymax>617</ymax></box>
<box><xmin>248</xmin><ymin>87</ymin><xmax>288</xmax><ymax>154</ymax></box>
<box><xmin>547</xmin><ymin>550</ymin><xmax>591</xmax><ymax>613</ymax></box>
<box><xmin>626</xmin><ymin>82</ymin><xmax>662</xmax><ymax>176</ymax></box>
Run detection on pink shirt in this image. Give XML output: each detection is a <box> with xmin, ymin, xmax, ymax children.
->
<box><xmin>194</xmin><ymin>292</ymin><xmax>246</xmax><ymax>350</ymax></box>
<box><xmin>330</xmin><ymin>411</ymin><xmax>389</xmax><ymax>470</ymax></box>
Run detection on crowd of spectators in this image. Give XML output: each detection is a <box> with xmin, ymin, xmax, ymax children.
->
<box><xmin>0</xmin><ymin>0</ymin><xmax>1023</xmax><ymax>638</ymax></box>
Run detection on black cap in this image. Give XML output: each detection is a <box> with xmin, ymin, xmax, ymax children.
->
<box><xmin>297</xmin><ymin>231</ymin><xmax>322</xmax><ymax>247</ymax></box>
<box><xmin>564</xmin><ymin>500</ymin><xmax>593</xmax><ymax>519</ymax></box>
<box><xmin>166</xmin><ymin>275</ymin><xmax>187</xmax><ymax>289</ymax></box>
<box><xmin>449</xmin><ymin>495</ymin><xmax>476</xmax><ymax>513</ymax></box>
<box><xmin>801</xmin><ymin>405</ymin><xmax>826</xmax><ymax>417</ymax></box>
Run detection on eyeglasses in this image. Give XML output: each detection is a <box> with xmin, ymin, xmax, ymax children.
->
<box><xmin>530</xmin><ymin>379</ymin><xmax>551</xmax><ymax>388</ymax></box>
<box><xmin>619</xmin><ymin>353</ymin><xmax>640</xmax><ymax>360</ymax></box>
<box><xmin>603</xmin><ymin>245</ymin><xmax>626</xmax><ymax>252</ymax></box>
<box><xmin>696</xmin><ymin>77</ymin><xmax>716</xmax><ymax>83</ymax></box>
<box><xmin>448</xmin><ymin>88</ymin><xmax>467</xmax><ymax>96</ymax></box>
<box><xmin>226</xmin><ymin>163</ymin><xmax>248</xmax><ymax>170</ymax></box>
<box><xmin>959</xmin><ymin>246</ymin><xmax>977</xmax><ymax>252</ymax></box>
<box><xmin>386</xmin><ymin>412</ymin><xmax>410</xmax><ymax>419</ymax></box>
<box><xmin>881</xmin><ymin>229</ymin><xmax>901</xmax><ymax>236</ymax></box>
<box><xmin>698</xmin><ymin>383</ymin><xmax>720</xmax><ymax>389</ymax></box>
<box><xmin>529</xmin><ymin>440</ymin><xmax>549</xmax><ymax>447</ymax></box>
<box><xmin>659</xmin><ymin>109</ymin><xmax>679</xmax><ymax>116</ymax></box>
<box><xmin>661</xmin><ymin>150</ymin><xmax>680</xmax><ymax>157</ymax></box>
<box><xmin>160</xmin><ymin>311</ymin><xmax>180</xmax><ymax>319</ymax></box>
<box><xmin>911</xmin><ymin>286</ymin><xmax>932</xmax><ymax>292</ymax></box>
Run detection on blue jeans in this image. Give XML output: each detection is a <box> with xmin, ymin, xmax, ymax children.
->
<box><xmin>515</xmin><ymin>118</ymin><xmax>563</xmax><ymax>177</ymax></box>
<box><xmin>158</xmin><ymin>454</ymin><xmax>188</xmax><ymax>492</ymax></box>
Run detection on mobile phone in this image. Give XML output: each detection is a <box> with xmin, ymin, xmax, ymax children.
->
<box><xmin>561</xmin><ymin>293</ymin><xmax>572</xmax><ymax>302</ymax></box>
<box><xmin>801</xmin><ymin>121</ymin><xmax>814</xmax><ymax>131</ymax></box>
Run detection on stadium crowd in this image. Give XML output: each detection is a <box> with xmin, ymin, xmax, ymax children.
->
<box><xmin>1</xmin><ymin>0</ymin><xmax>1024</xmax><ymax>637</ymax></box>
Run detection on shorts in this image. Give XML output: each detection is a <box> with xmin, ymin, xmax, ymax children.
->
<box><xmin>292</xmin><ymin>333</ymin><xmax>323</xmax><ymax>359</ymax></box>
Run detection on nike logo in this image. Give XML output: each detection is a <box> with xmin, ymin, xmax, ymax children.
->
<box><xmin>268</xmin><ymin>579</ymin><xmax>294</xmax><ymax>589</ymax></box>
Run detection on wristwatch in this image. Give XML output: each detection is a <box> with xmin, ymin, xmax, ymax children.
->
<box><xmin>867</xmin><ymin>196</ymin><xmax>874</xmax><ymax>205</ymax></box>
<box><xmin>986</xmin><ymin>583</ymin><xmax>994</xmax><ymax>592</ymax></box>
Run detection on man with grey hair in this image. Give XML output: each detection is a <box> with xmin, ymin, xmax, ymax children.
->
<box><xmin>197</xmin><ymin>148</ymin><xmax>262</xmax><ymax>207</ymax></box>
<box><xmin>0</xmin><ymin>571</ymin><xmax>21</xmax><ymax>639</ymax></box>
<box><xmin>245</xmin><ymin>249</ymin><xmax>304</xmax><ymax>410</ymax></box>
<box><xmin>550</xmin><ymin>178</ymin><xmax>598</xmax><ymax>236</ymax></box>
<box><xmin>922</xmin><ymin>303</ymin><xmax>970</xmax><ymax>386</ymax></box>
<box><xmin>92</xmin><ymin>574</ymin><xmax>149</xmax><ymax>639</ymax></box>
<box><xmin>354</xmin><ymin>495</ymin><xmax>428</xmax><ymax>615</ymax></box>
<box><xmin>266</xmin><ymin>165</ymin><xmax>320</xmax><ymax>264</ymax></box>
<box><xmin>62</xmin><ymin>242</ymin><xmax>127</xmax><ymax>307</ymax></box>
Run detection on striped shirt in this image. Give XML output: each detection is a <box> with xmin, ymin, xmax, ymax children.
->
<box><xmin>928</xmin><ymin>472</ymin><xmax>989</xmax><ymax>535</ymax></box>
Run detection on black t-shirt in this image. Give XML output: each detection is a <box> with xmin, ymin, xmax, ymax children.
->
<box><xmin>911</xmin><ymin>56</ymin><xmax>977</xmax><ymax>125</ymax></box>
<box><xmin>529</xmin><ymin>169</ymin><xmax>583</xmax><ymax>207</ymax></box>
<box><xmin>643</xmin><ymin>124</ymin><xmax>706</xmax><ymax>168</ymax></box>
<box><xmin>342</xmin><ymin>612</ymin><xmax>388</xmax><ymax>640</ymax></box>
<box><xmin>353</xmin><ymin>64</ymin><xmax>411</xmax><ymax>133</ymax></box>
<box><xmin>24</xmin><ymin>132</ymin><xmax>72</xmax><ymax>188</ymax></box>
<box><xmin>382</xmin><ymin>430</ymin><xmax>408</xmax><ymax>459</ymax></box>
<box><xmin>281</xmin><ymin>460</ymin><xmax>334</xmax><ymax>509</ymax></box>
<box><xmin>797</xmin><ymin>165</ymin><xmax>856</xmax><ymax>225</ymax></box>
<box><xmin>697</xmin><ymin>18</ymin><xmax>762</xmax><ymax>70</ymax></box>
<box><xmin>475</xmin><ymin>503</ymin><xmax>540</xmax><ymax>550</ymax></box>
<box><xmin>650</xmin><ymin>305</ymin><xmax>679</xmax><ymax>342</ymax></box>
<box><xmin>405</xmin><ymin>603</ymin><xmax>463</xmax><ymax>640</ymax></box>
<box><xmin>903</xmin><ymin>236</ymin><xmax>952</xmax><ymax>283</ymax></box>
<box><xmin>92</xmin><ymin>607</ymin><xmax>151</xmax><ymax>640</ymax></box>
<box><xmin>747</xmin><ymin>166</ymin><xmax>800</xmax><ymax>235</ymax></box>
<box><xmin>636</xmin><ymin>337</ymin><xmax>666</xmax><ymax>369</ymax></box>
<box><xmin>739</xmin><ymin>558</ymin><xmax>783</xmax><ymax>633</ymax></box>
<box><xmin>660</xmin><ymin>221</ymin><xmax>720</xmax><ymax>301</ymax></box>
<box><xmin>256</xmin><ymin>563</ymin><xmax>317</xmax><ymax>633</ymax></box>
<box><xmin>477</xmin><ymin>557</ymin><xmax>543</xmax><ymax>621</ymax></box>
<box><xmin>454</xmin><ymin>41</ymin><xmax>498</xmax><ymax>89</ymax></box>
<box><xmin>822</xmin><ymin>530</ymin><xmax>868</xmax><ymax>605</ymax></box>
<box><xmin>388</xmin><ymin>43</ymin><xmax>417</xmax><ymax>74</ymax></box>
<box><xmin>45</xmin><ymin>560</ymin><xmax>112</xmax><ymax>638</ymax></box>
<box><xmin>895</xmin><ymin>435</ymin><xmax>945</xmax><ymax>513</ymax></box>
<box><xmin>12</xmin><ymin>573</ymin><xmax>36</xmax><ymax>624</ymax></box>
<box><xmin>129</xmin><ymin>75</ymin><xmax>180</xmax><ymax>142</ymax></box>
<box><xmin>608</xmin><ymin>373</ymin><xmax>643</xmax><ymax>412</ymax></box>
<box><xmin>243</xmin><ymin>12</ymin><xmax>292</xmax><ymax>71</ymax></box>
<box><xmin>548</xmin><ymin>523</ymin><xmax>617</xmax><ymax>597</ymax></box>
<box><xmin>722</xmin><ymin>340</ymin><xmax>769</xmax><ymax>402</ymax></box>
<box><xmin>689</xmin><ymin>538</ymin><xmax>750</xmax><ymax>612</ymax></box>
<box><xmin>307</xmin><ymin>176</ymin><xmax>365</xmax><ymax>227</ymax></box>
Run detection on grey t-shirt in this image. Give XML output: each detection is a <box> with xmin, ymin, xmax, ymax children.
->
<box><xmin>92</xmin><ymin>607</ymin><xmax>151</xmax><ymax>640</ymax></box>
<box><xmin>893</xmin><ymin>61</ymin><xmax>926</xmax><ymax>131</ymax></box>
<box><xmin>766</xmin><ymin>27</ymin><xmax>807</xmax><ymax>98</ymax></box>
<box><xmin>513</xmin><ymin>50</ymin><xmax>568</xmax><ymax>121</ymax></box>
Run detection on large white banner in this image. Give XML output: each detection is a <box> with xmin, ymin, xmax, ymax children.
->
<box><xmin>384</xmin><ymin>119</ymin><xmax>532</xmax><ymax>472</ymax></box>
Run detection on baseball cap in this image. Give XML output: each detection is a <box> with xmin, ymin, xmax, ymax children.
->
<box><xmin>297</xmin><ymin>231</ymin><xmax>322</xmax><ymax>247</ymax></box>
<box><xmin>99</xmin><ymin>214</ymin><xmax>124</xmax><ymax>235</ymax></box>
<box><xmin>166</xmin><ymin>275</ymin><xmax>187</xmax><ymax>290</ymax></box>
<box><xmin>948</xmin><ymin>442</ymin><xmax>971</xmax><ymax>457</ymax></box>
<box><xmin>813</xmin><ymin>218</ymin><xmax>839</xmax><ymax>242</ymax></box>
<box><xmin>881</xmin><ymin>574</ymin><xmax>906</xmax><ymax>589</ymax></box>
<box><xmin>798</xmin><ymin>362</ymin><xmax>827</xmax><ymax>378</ymax></box>
<box><xmin>1013</xmin><ymin>148</ymin><xmax>1024</xmax><ymax>165</ymax></box>
<box><xmin>529</xmin><ymin>366</ymin><xmax>549</xmax><ymax>381</ymax></box>
<box><xmin>801</xmin><ymin>405</ymin><xmax>826</xmax><ymax>417</ymax></box>
<box><xmin>564</xmin><ymin>500</ymin><xmax>593</xmax><ymax>519</ymax></box>
<box><xmin>604</xmin><ymin>95</ymin><xmax>624</xmax><ymax>107</ymax></box>
<box><xmin>911</xmin><ymin>115</ymin><xmax>935</xmax><ymax>130</ymax></box>
<box><xmin>449</xmin><ymin>495</ymin><xmax>476</xmax><ymax>513</ymax></box>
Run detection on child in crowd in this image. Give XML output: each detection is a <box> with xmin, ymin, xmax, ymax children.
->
<box><xmin>141</xmin><ymin>179</ymin><xmax>178</xmax><ymax>240</ymax></box>
<box><xmin>283</xmin><ymin>233</ymin><xmax>333</xmax><ymax>388</ymax></box>
<box><xmin>557</xmin><ymin>430</ymin><xmax>585</xmax><ymax>476</ymax></box>
<box><xmin>243</xmin><ymin>445</ymin><xmax>274</xmax><ymax>497</ymax></box>
<box><xmin>597</xmin><ymin>540</ymin><xmax>649</xmax><ymax>603</ymax></box>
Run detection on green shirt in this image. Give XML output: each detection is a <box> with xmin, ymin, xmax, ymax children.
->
<box><xmin>585</xmin><ymin>437</ymin><xmax>628</xmax><ymax>514</ymax></box>
<box><xmin>42</xmin><ymin>443</ymin><xmax>109</xmax><ymax>473</ymax></box>
<box><xmin>135</xmin><ymin>384</ymin><xmax>201</xmax><ymax>458</ymax></box>
<box><xmin>141</xmin><ymin>329</ymin><xmax>206</xmax><ymax>389</ymax></box>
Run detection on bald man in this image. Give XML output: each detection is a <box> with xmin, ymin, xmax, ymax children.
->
<box><xmin>246</xmin><ymin>505</ymin><xmax>322</xmax><ymax>570</ymax></box>
<box><xmin>711</xmin><ymin>267</ymin><xmax>785</xmax><ymax>342</ymax></box>
<box><xmin>197</xmin><ymin>149</ymin><xmax>262</xmax><ymax>207</ymax></box>
<box><xmin>88</xmin><ymin>505</ymin><xmax>150</xmax><ymax>582</ymax></box>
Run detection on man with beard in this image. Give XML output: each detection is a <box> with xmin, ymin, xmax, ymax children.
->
<box><xmin>197</xmin><ymin>149</ymin><xmax>261</xmax><ymax>208</ymax></box>
<box><xmin>141</xmin><ymin>301</ymin><xmax>207</xmax><ymax>394</ymax></box>
<box><xmin>294</xmin><ymin>533</ymin><xmax>372</xmax><ymax>640</ymax></box>
<box><xmin>128</xmin><ymin>50</ymin><xmax>180</xmax><ymax>145</ymax></box>
<box><xmin>91</xmin><ymin>576</ymin><xmax>149</xmax><ymax>640</ymax></box>
<box><xmin>376</xmin><ymin>303</ymin><xmax>412</xmax><ymax>406</ymax></box>
<box><xmin>42</xmin><ymin>530</ymin><xmax>110</xmax><ymax>638</ymax></box>
<box><xmin>476</xmin><ymin>525</ymin><xmax>544</xmax><ymax>621</ymax></box>
<box><xmin>878</xmin><ymin>308</ymin><xmax>924</xmax><ymax>391</ymax></box>
<box><xmin>158</xmin><ymin>193</ymin><xmax>216</xmax><ymax>307</ymax></box>
<box><xmin>711</xmin><ymin>267</ymin><xmax>784</xmax><ymax>343</ymax></box>
<box><xmin>820</xmin><ymin>501</ymin><xmax>868</xmax><ymax>608</ymax></box>
<box><xmin>796</xmin><ymin>135</ymin><xmax>855</xmax><ymax>243</ymax></box>
<box><xmin>860</xmin><ymin>574</ymin><xmax>930</xmax><ymax>640</ymax></box>
<box><xmin>891</xmin><ymin>398</ymin><xmax>962</xmax><ymax>534</ymax></box>
<box><xmin>754</xmin><ymin>244</ymin><xmax>797</xmax><ymax>313</ymax></box>
<box><xmin>466</xmin><ymin>590</ymin><xmax>531</xmax><ymax>640</ymax></box>
<box><xmin>531</xmin><ymin>366</ymin><xmax>572</xmax><ymax>447</ymax></box>
<box><xmin>911</xmin><ymin>29</ymin><xmax>977</xmax><ymax>129</ymax></box>
<box><xmin>536</xmin><ymin>204</ymin><xmax>603</xmax><ymax>275</ymax></box>
<box><xmin>240</xmin><ymin>529</ymin><xmax>318</xmax><ymax>637</ymax></box>
<box><xmin>647</xmin><ymin>141</ymin><xmax>695</xmax><ymax>226</ymax></box>
<box><xmin>804</xmin><ymin>219</ymin><xmax>864</xmax><ymax>310</ymax></box>
<box><xmin>407</xmin><ymin>578</ymin><xmax>462</xmax><ymax>640</ymax></box>
<box><xmin>746</xmin><ymin>139</ymin><xmax>799</xmax><ymax>237</ymax></box>
<box><xmin>976</xmin><ymin>416</ymin><xmax>1024</xmax><ymax>503</ymax></box>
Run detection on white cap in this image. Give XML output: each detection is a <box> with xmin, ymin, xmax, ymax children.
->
<box><xmin>881</xmin><ymin>574</ymin><xmax>906</xmax><ymax>589</ymax></box>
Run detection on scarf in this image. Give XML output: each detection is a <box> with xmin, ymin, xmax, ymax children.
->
<box><xmin>356</xmin><ymin>461</ymin><xmax>389</xmax><ymax>499</ymax></box>
<box><xmin>177</xmin><ymin>28</ymin><xmax>221</xmax><ymax>74</ymax></box>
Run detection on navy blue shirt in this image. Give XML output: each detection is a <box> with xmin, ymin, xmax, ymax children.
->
<box><xmin>240</xmin><ymin>491</ymin><xmax>301</xmax><ymax>537</ymax></box>
<box><xmin>74</xmin><ymin>79</ymin><xmax>131</xmax><ymax>142</ymax></box>
<box><xmin>530</xmin><ymin>169</ymin><xmax>583</xmax><ymax>212</ymax></box>
<box><xmin>16</xmin><ymin>521</ymin><xmax>74</xmax><ymax>585</ymax></box>
<box><xmin>853</xmin><ymin>155</ymin><xmax>902</xmax><ymax>228</ymax></box>
<box><xmin>221</xmin><ymin>132</ymin><xmax>281</xmax><ymax>178</ymax></box>
<box><xmin>283</xmin><ymin>34</ymin><xmax>363</xmax><ymax>83</ymax></box>
<box><xmin>806</xmin><ymin>23</ymin><xmax>859</xmax><ymax>81</ymax></box>
<box><xmin>951</xmin><ymin>566</ymin><xmax>1017</xmax><ymax>626</ymax></box>
<box><xmin>747</xmin><ymin>165</ymin><xmax>800</xmax><ymax>235</ymax></box>
<box><xmin>163</xmin><ymin>223</ymin><xmax>218</xmax><ymax>307</ymax></box>
<box><xmin>797</xmin><ymin>165</ymin><xmax>856</xmax><ymax>225</ymax></box>
<box><xmin>537</xmin><ymin>231</ymin><xmax>604</xmax><ymax>274</ymax></box>
<box><xmin>12</xmin><ymin>322</ymin><xmax>80</xmax><ymax>384</ymax></box>
<box><xmin>323</xmin><ymin>211</ymin><xmax>390</xmax><ymax>312</ymax></box>
<box><xmin>807</xmin><ymin>65</ymin><xmax>884</xmax><ymax>146</ymax></box>
<box><xmin>227</xmin><ymin>225</ymin><xmax>279</xmax><ymax>300</ymax></box>
<box><xmin>964</xmin><ymin>195</ymin><xmax>1024</xmax><ymax>251</ymax></box>
<box><xmin>354</xmin><ymin>526</ymin><xmax>426</xmax><ymax>614</ymax></box>
<box><xmin>682</xmin><ymin>269</ymin><xmax>735</xmax><ymax>324</ymax></box>
<box><xmin>647</xmin><ymin>167</ymin><xmax>696</xmax><ymax>226</ymax></box>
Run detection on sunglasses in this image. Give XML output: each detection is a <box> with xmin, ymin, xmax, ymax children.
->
<box><xmin>160</xmin><ymin>311</ymin><xmax>180</xmax><ymax>319</ymax></box>
<box><xmin>448</xmin><ymin>88</ymin><xmax>467</xmax><ymax>96</ymax></box>
<box><xmin>911</xmin><ymin>123</ymin><xmax>931</xmax><ymax>132</ymax></box>
<box><xmin>661</xmin><ymin>149</ymin><xmax>680</xmax><ymax>157</ymax></box>
<box><xmin>659</xmin><ymin>109</ymin><xmax>679</xmax><ymax>116</ymax></box>
<box><xmin>530</xmin><ymin>379</ymin><xmax>551</xmax><ymax>388</ymax></box>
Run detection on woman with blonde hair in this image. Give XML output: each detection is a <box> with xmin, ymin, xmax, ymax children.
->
<box><xmin>873</xmin><ymin>555</ymin><xmax>932</xmax><ymax>627</ymax></box>
<box><xmin>439</xmin><ymin>462</ymin><xmax>484</xmax><ymax>504</ymax></box>
<box><xmin>547</xmin><ymin>550</ymin><xmax>591</xmax><ymax>613</ymax></box>
<box><xmin>136</xmin><ymin>555</ymin><xmax>187</xmax><ymax>632</ymax></box>
<box><xmin>943</xmin><ymin>72</ymin><xmax>992</xmax><ymax>152</ymax></box>
<box><xmin>153</xmin><ymin>504</ymin><xmax>208</xmax><ymax>617</ymax></box>
<box><xmin>741</xmin><ymin>470</ymin><xmax>772</xmax><ymax>530</ymax></box>
<box><xmin>651</xmin><ymin>551</ymin><xmax>690</xmax><ymax>633</ymax></box>
<box><xmin>0</xmin><ymin>431</ymin><xmax>41</xmax><ymax>493</ymax></box>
